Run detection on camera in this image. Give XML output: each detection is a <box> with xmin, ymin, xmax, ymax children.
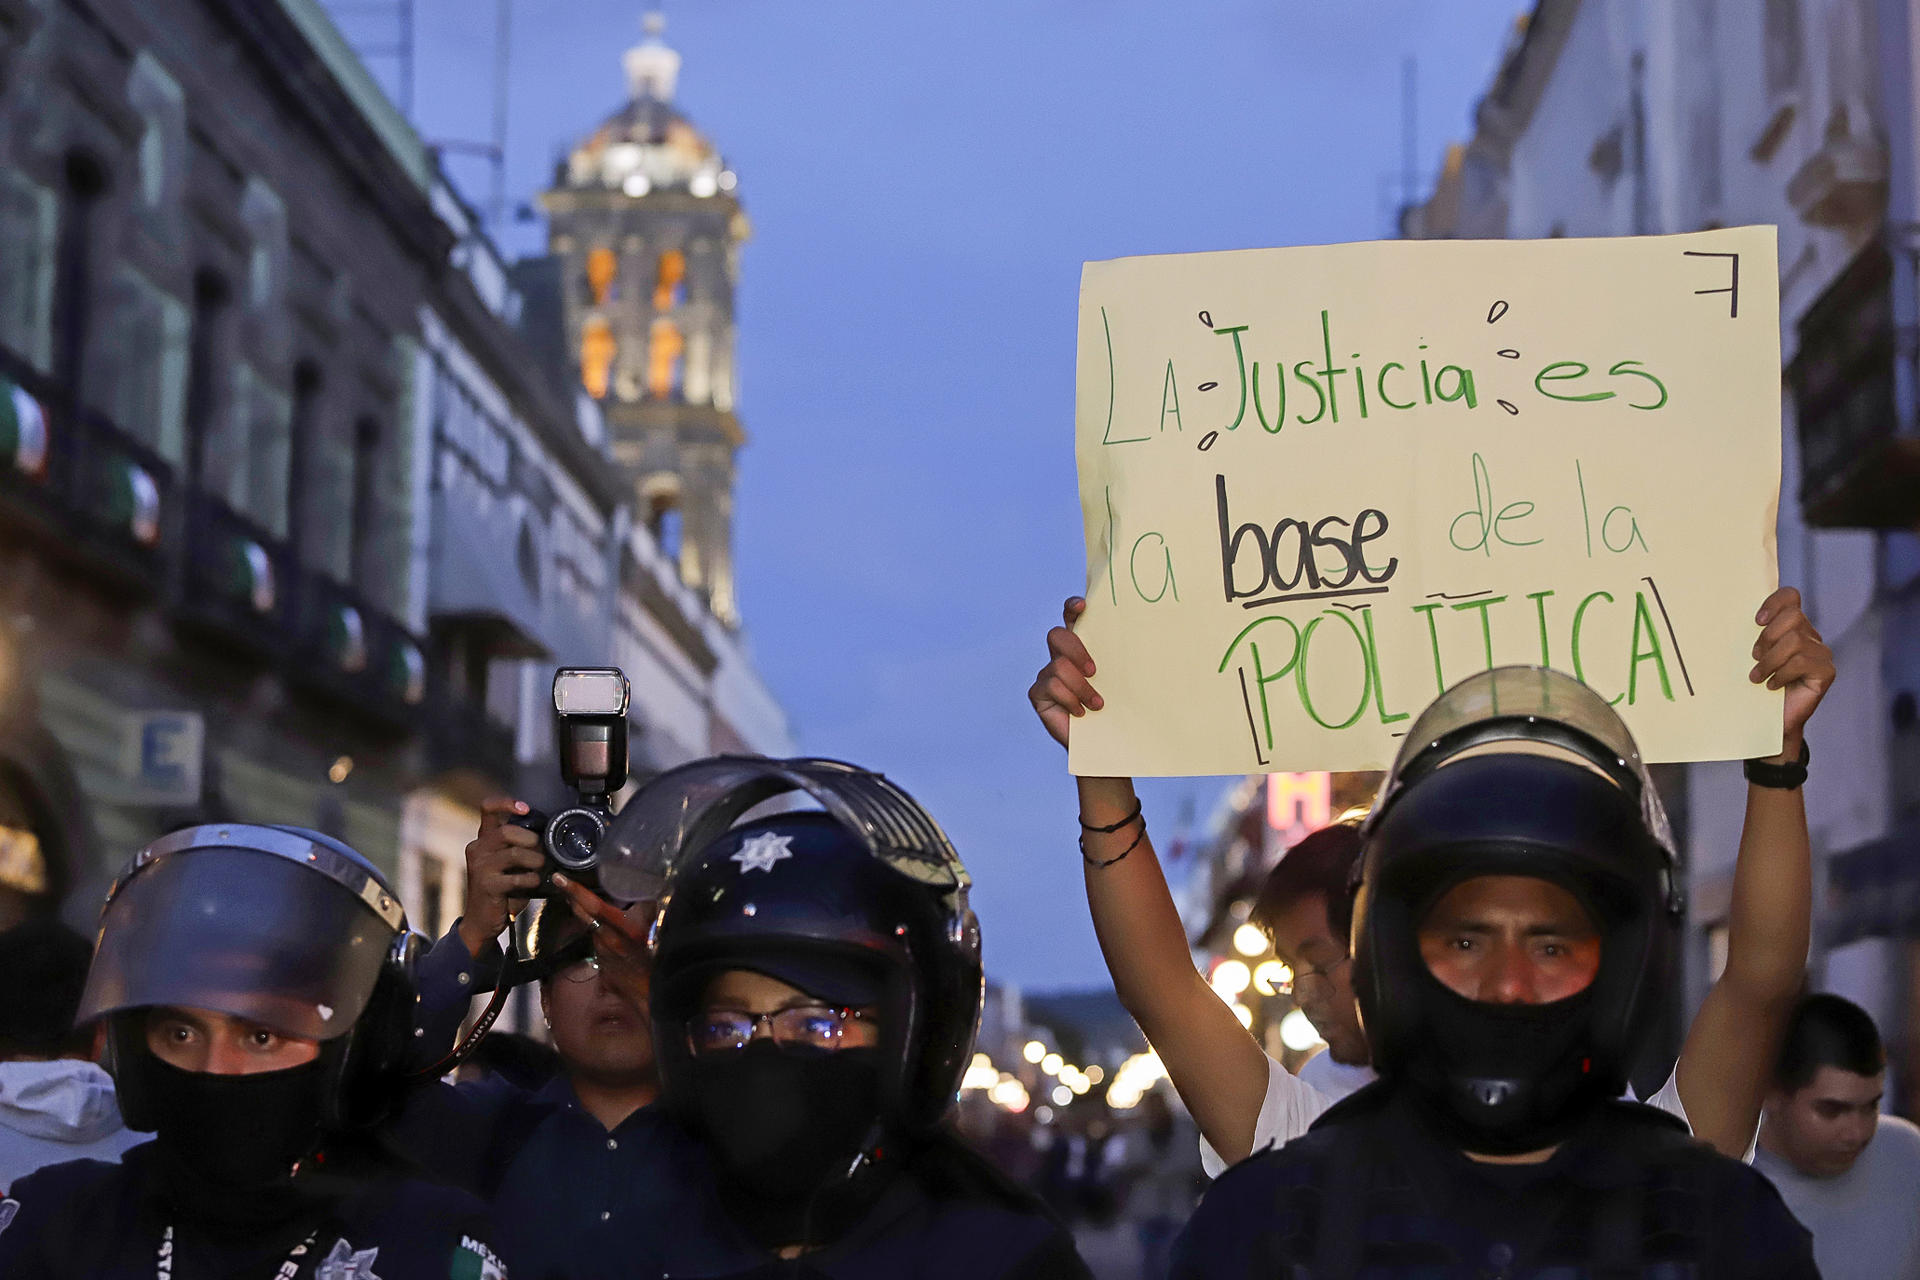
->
<box><xmin>510</xmin><ymin>667</ymin><xmax>630</xmax><ymax>892</ymax></box>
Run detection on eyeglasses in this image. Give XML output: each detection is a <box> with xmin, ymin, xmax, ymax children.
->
<box><xmin>687</xmin><ymin>1006</ymin><xmax>871</xmax><ymax>1055</ymax></box>
<box><xmin>1291</xmin><ymin>954</ymin><xmax>1350</xmax><ymax>993</ymax></box>
<box><xmin>556</xmin><ymin>954</ymin><xmax>603</xmax><ymax>984</ymax></box>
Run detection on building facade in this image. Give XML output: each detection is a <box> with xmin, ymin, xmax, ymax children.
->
<box><xmin>0</xmin><ymin>0</ymin><xmax>792</xmax><ymax>984</ymax></box>
<box><xmin>1407</xmin><ymin>0</ymin><xmax>1920</xmax><ymax>1107</ymax></box>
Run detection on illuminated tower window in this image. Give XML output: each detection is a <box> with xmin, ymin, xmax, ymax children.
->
<box><xmin>580</xmin><ymin>316</ymin><xmax>615</xmax><ymax>399</ymax></box>
<box><xmin>653</xmin><ymin>249</ymin><xmax>685</xmax><ymax>311</ymax></box>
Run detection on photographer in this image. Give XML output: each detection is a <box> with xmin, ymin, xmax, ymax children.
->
<box><xmin>0</xmin><ymin>825</ymin><xmax>509</xmax><ymax>1279</ymax></box>
<box><xmin>388</xmin><ymin>797</ymin><xmax>706</xmax><ymax>1280</ymax></box>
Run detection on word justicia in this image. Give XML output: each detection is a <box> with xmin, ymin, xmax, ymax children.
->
<box><xmin>1200</xmin><ymin>310</ymin><xmax>1670</xmax><ymax>435</ymax></box>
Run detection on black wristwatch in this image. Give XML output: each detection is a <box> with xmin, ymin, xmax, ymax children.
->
<box><xmin>1744</xmin><ymin>739</ymin><xmax>1810</xmax><ymax>789</ymax></box>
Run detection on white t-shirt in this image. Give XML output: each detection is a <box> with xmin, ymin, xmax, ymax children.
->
<box><xmin>1199</xmin><ymin>1051</ymin><xmax>1717</xmax><ymax>1177</ymax></box>
<box><xmin>1752</xmin><ymin>1115</ymin><xmax>1920</xmax><ymax>1280</ymax></box>
<box><xmin>1296</xmin><ymin>1049</ymin><xmax>1376</xmax><ymax>1103</ymax></box>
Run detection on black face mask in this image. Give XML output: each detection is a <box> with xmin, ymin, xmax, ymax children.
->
<box><xmin>1397</xmin><ymin>973</ymin><xmax>1606</xmax><ymax>1156</ymax></box>
<box><xmin>143</xmin><ymin>1054</ymin><xmax>327</xmax><ymax>1222</ymax></box>
<box><xmin>685</xmin><ymin>1042</ymin><xmax>887</xmax><ymax>1246</ymax></box>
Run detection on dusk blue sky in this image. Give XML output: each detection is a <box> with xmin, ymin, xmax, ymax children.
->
<box><xmin>354</xmin><ymin>1</ymin><xmax>1528</xmax><ymax>991</ymax></box>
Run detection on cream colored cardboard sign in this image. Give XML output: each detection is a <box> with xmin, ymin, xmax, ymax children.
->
<box><xmin>1071</xmin><ymin>228</ymin><xmax>1783</xmax><ymax>777</ymax></box>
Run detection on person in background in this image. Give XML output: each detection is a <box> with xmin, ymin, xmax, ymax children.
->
<box><xmin>0</xmin><ymin>917</ymin><xmax>142</xmax><ymax>1189</ymax></box>
<box><xmin>1244</xmin><ymin>825</ymin><xmax>1373</xmax><ymax>1100</ymax></box>
<box><xmin>1029</xmin><ymin>585</ymin><xmax>1831</xmax><ymax>1170</ymax></box>
<box><xmin>390</xmin><ymin>797</ymin><xmax>695</xmax><ymax>1280</ymax></box>
<box><xmin>1114</xmin><ymin>1089</ymin><xmax>1203</xmax><ymax>1280</ymax></box>
<box><xmin>1755</xmin><ymin>992</ymin><xmax>1920</xmax><ymax>1280</ymax></box>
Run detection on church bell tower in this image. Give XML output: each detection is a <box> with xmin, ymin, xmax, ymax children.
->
<box><xmin>541</xmin><ymin>13</ymin><xmax>747</xmax><ymax>626</ymax></box>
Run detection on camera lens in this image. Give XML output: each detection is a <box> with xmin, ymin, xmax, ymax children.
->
<box><xmin>546</xmin><ymin>808</ymin><xmax>607</xmax><ymax>871</ymax></box>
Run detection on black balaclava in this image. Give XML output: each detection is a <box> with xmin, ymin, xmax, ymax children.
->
<box><xmin>1400</xmin><ymin>968</ymin><xmax>1605</xmax><ymax>1155</ymax></box>
<box><xmin>1391</xmin><ymin>862</ymin><xmax>1616</xmax><ymax>1155</ymax></box>
<box><xmin>677</xmin><ymin>951</ymin><xmax>901</xmax><ymax>1250</ymax></box>
<box><xmin>687</xmin><ymin>1041</ymin><xmax>889</xmax><ymax>1246</ymax></box>
<box><xmin>142</xmin><ymin>1053</ymin><xmax>329</xmax><ymax>1225</ymax></box>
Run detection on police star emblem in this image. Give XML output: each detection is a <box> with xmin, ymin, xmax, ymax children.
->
<box><xmin>730</xmin><ymin>832</ymin><xmax>794</xmax><ymax>873</ymax></box>
<box><xmin>315</xmin><ymin>1238</ymin><xmax>381</xmax><ymax>1280</ymax></box>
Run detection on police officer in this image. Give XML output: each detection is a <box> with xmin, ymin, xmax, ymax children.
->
<box><xmin>0</xmin><ymin>824</ymin><xmax>512</xmax><ymax>1278</ymax></box>
<box><xmin>1169</xmin><ymin>669</ymin><xmax>1817</xmax><ymax>1279</ymax></box>
<box><xmin>562</xmin><ymin>755</ymin><xmax>1091</xmax><ymax>1279</ymax></box>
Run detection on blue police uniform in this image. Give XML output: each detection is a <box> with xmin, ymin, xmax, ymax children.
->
<box><xmin>391</xmin><ymin>926</ymin><xmax>731</xmax><ymax>1280</ymax></box>
<box><xmin>395</xmin><ymin>927</ymin><xmax>1083</xmax><ymax>1280</ymax></box>
<box><xmin>1171</xmin><ymin>1089</ymin><xmax>1818</xmax><ymax>1280</ymax></box>
<box><xmin>0</xmin><ymin>1140</ymin><xmax>508</xmax><ymax>1278</ymax></box>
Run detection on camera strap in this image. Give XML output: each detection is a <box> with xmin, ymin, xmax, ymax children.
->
<box><xmin>409</xmin><ymin>949</ymin><xmax>526</xmax><ymax>1081</ymax></box>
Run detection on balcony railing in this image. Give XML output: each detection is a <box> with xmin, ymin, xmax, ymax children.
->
<box><xmin>175</xmin><ymin>491</ymin><xmax>292</xmax><ymax>658</ymax></box>
<box><xmin>1</xmin><ymin>340</ymin><xmax>439</xmax><ymax>742</ymax></box>
<box><xmin>1789</xmin><ymin>241</ymin><xmax>1920</xmax><ymax>529</ymax></box>
<box><xmin>0</xmin><ymin>350</ymin><xmax>176</xmax><ymax>589</ymax></box>
<box><xmin>287</xmin><ymin>571</ymin><xmax>428</xmax><ymax>733</ymax></box>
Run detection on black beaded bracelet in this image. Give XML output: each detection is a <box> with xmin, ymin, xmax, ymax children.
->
<box><xmin>1079</xmin><ymin>801</ymin><xmax>1143</xmax><ymax>834</ymax></box>
<box><xmin>1744</xmin><ymin>739</ymin><xmax>1810</xmax><ymax>789</ymax></box>
<box><xmin>1080</xmin><ymin>821</ymin><xmax>1147</xmax><ymax>869</ymax></box>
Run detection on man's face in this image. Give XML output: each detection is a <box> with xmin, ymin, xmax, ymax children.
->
<box><xmin>1265</xmin><ymin>891</ymin><xmax>1368</xmax><ymax>1066</ymax></box>
<box><xmin>145</xmin><ymin>1006</ymin><xmax>320</xmax><ymax>1075</ymax></box>
<box><xmin>1766</xmin><ymin>1066</ymin><xmax>1884</xmax><ymax>1177</ymax></box>
<box><xmin>541</xmin><ymin>949</ymin><xmax>656</xmax><ymax>1086</ymax></box>
<box><xmin>1416</xmin><ymin>875</ymin><xmax>1602</xmax><ymax>1005</ymax></box>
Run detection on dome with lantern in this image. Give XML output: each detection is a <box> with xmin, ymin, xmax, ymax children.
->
<box><xmin>560</xmin><ymin>13</ymin><xmax>738</xmax><ymax>201</ymax></box>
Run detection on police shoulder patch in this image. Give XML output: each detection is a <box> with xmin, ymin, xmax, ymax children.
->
<box><xmin>315</xmin><ymin>1238</ymin><xmax>381</xmax><ymax>1280</ymax></box>
<box><xmin>450</xmin><ymin>1234</ymin><xmax>507</xmax><ymax>1280</ymax></box>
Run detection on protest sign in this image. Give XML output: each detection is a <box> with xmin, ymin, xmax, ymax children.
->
<box><xmin>1070</xmin><ymin>228</ymin><xmax>1782</xmax><ymax>778</ymax></box>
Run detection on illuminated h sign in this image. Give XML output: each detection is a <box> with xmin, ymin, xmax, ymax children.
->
<box><xmin>1266</xmin><ymin>772</ymin><xmax>1331</xmax><ymax>837</ymax></box>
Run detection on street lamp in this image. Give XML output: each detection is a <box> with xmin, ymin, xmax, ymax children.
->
<box><xmin>1279</xmin><ymin>1008</ymin><xmax>1324</xmax><ymax>1052</ymax></box>
<box><xmin>1232</xmin><ymin>922</ymin><xmax>1269</xmax><ymax>957</ymax></box>
<box><xmin>1023</xmin><ymin>1040</ymin><xmax>1046</xmax><ymax>1064</ymax></box>
<box><xmin>1210</xmin><ymin>959</ymin><xmax>1252</xmax><ymax>999</ymax></box>
<box><xmin>1252</xmin><ymin>959</ymin><xmax>1292</xmax><ymax>997</ymax></box>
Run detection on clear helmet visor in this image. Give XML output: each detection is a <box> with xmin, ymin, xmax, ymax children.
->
<box><xmin>77</xmin><ymin>845</ymin><xmax>399</xmax><ymax>1042</ymax></box>
<box><xmin>1372</xmin><ymin>666</ymin><xmax>1675</xmax><ymax>857</ymax></box>
<box><xmin>596</xmin><ymin>756</ymin><xmax>968</xmax><ymax>903</ymax></box>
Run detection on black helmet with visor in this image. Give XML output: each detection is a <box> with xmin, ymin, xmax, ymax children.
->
<box><xmin>1350</xmin><ymin>667</ymin><xmax>1683</xmax><ymax>1153</ymax></box>
<box><xmin>596</xmin><ymin>756</ymin><xmax>983</xmax><ymax>1135</ymax></box>
<box><xmin>78</xmin><ymin>823</ymin><xmax>422</xmax><ymax>1131</ymax></box>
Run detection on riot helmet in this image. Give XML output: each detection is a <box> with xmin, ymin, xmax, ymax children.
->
<box><xmin>598</xmin><ymin>756</ymin><xmax>983</xmax><ymax>1138</ymax></box>
<box><xmin>1350</xmin><ymin>667</ymin><xmax>1682</xmax><ymax>1154</ymax></box>
<box><xmin>79</xmin><ymin>823</ymin><xmax>422</xmax><ymax>1135</ymax></box>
